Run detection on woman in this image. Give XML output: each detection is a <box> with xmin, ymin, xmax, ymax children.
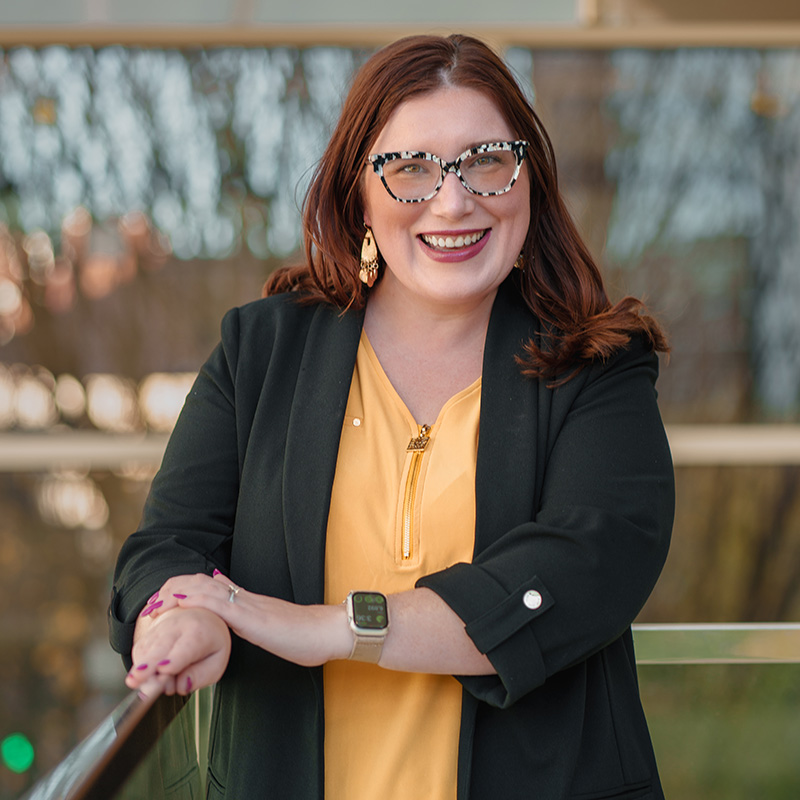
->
<box><xmin>111</xmin><ymin>34</ymin><xmax>674</xmax><ymax>799</ymax></box>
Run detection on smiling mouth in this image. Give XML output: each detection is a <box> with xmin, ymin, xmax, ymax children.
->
<box><xmin>419</xmin><ymin>230</ymin><xmax>487</xmax><ymax>250</ymax></box>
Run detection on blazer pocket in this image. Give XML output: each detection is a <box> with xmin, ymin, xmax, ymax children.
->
<box><xmin>163</xmin><ymin>763</ymin><xmax>200</xmax><ymax>799</ymax></box>
<box><xmin>205</xmin><ymin>766</ymin><xmax>225</xmax><ymax>799</ymax></box>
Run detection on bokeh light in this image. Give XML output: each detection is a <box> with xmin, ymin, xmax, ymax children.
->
<box><xmin>1</xmin><ymin>732</ymin><xmax>35</xmax><ymax>774</ymax></box>
<box><xmin>36</xmin><ymin>474</ymin><xmax>110</xmax><ymax>530</ymax></box>
<box><xmin>54</xmin><ymin>374</ymin><xmax>86</xmax><ymax>421</ymax></box>
<box><xmin>138</xmin><ymin>372</ymin><xmax>195</xmax><ymax>431</ymax></box>
<box><xmin>84</xmin><ymin>373</ymin><xmax>141</xmax><ymax>433</ymax></box>
<box><xmin>14</xmin><ymin>368</ymin><xmax>58</xmax><ymax>430</ymax></box>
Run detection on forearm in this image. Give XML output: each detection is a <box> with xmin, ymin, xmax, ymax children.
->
<box><xmin>378</xmin><ymin>587</ymin><xmax>495</xmax><ymax>675</ymax></box>
<box><xmin>163</xmin><ymin>574</ymin><xmax>495</xmax><ymax>675</ymax></box>
<box><xmin>272</xmin><ymin>588</ymin><xmax>495</xmax><ymax>674</ymax></box>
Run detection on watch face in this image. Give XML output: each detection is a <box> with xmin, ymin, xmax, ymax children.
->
<box><xmin>352</xmin><ymin>592</ymin><xmax>388</xmax><ymax>630</ymax></box>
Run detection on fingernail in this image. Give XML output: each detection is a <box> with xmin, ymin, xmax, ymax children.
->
<box><xmin>173</xmin><ymin>593</ymin><xmax>187</xmax><ymax>599</ymax></box>
<box><xmin>157</xmin><ymin>659</ymin><xmax>171</xmax><ymax>666</ymax></box>
<box><xmin>136</xmin><ymin>663</ymin><xmax>148</xmax><ymax>671</ymax></box>
<box><xmin>186</xmin><ymin>676</ymin><xmax>193</xmax><ymax>692</ymax></box>
<box><xmin>212</xmin><ymin>569</ymin><xmax>221</xmax><ymax>577</ymax></box>
<box><xmin>148</xmin><ymin>592</ymin><xmax>159</xmax><ymax>603</ymax></box>
<box><xmin>140</xmin><ymin>600</ymin><xmax>163</xmax><ymax>617</ymax></box>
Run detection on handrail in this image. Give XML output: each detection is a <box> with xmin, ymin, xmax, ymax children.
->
<box><xmin>632</xmin><ymin>623</ymin><xmax>800</xmax><ymax>665</ymax></box>
<box><xmin>1</xmin><ymin>22</ymin><xmax>800</xmax><ymax>50</ymax></box>
<box><xmin>3</xmin><ymin>426</ymin><xmax>800</xmax><ymax>471</ymax></box>
<box><xmin>18</xmin><ymin>685</ymin><xmax>186</xmax><ymax>800</ymax></box>
<box><xmin>16</xmin><ymin>624</ymin><xmax>800</xmax><ymax>798</ymax></box>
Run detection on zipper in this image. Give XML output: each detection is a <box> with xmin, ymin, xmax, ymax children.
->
<box><xmin>401</xmin><ymin>424</ymin><xmax>431</xmax><ymax>561</ymax></box>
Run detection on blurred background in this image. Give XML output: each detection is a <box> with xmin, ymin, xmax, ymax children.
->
<box><xmin>2</xmin><ymin>1</ymin><xmax>800</xmax><ymax>797</ymax></box>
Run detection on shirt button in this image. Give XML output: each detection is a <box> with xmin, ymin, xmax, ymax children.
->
<box><xmin>523</xmin><ymin>590</ymin><xmax>542</xmax><ymax>610</ymax></box>
<box><xmin>352</xmin><ymin>418</ymin><xmax>362</xmax><ymax>427</ymax></box>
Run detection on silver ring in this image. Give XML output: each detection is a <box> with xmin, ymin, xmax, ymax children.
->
<box><xmin>227</xmin><ymin>584</ymin><xmax>240</xmax><ymax>603</ymax></box>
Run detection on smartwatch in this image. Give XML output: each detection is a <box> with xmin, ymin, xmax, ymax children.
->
<box><xmin>345</xmin><ymin>591</ymin><xmax>389</xmax><ymax>663</ymax></box>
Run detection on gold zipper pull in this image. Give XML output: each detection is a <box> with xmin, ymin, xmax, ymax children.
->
<box><xmin>401</xmin><ymin>424</ymin><xmax>432</xmax><ymax>561</ymax></box>
<box><xmin>407</xmin><ymin>424</ymin><xmax>431</xmax><ymax>452</ymax></box>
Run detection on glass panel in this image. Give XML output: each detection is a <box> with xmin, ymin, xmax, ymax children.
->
<box><xmin>641</xmin><ymin>664</ymin><xmax>800</xmax><ymax>799</ymax></box>
<box><xmin>16</xmin><ymin>687</ymin><xmax>214</xmax><ymax>800</ymax></box>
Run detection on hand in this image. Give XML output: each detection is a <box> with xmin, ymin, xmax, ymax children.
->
<box><xmin>125</xmin><ymin>602</ymin><xmax>231</xmax><ymax>695</ymax></box>
<box><xmin>172</xmin><ymin>572</ymin><xmax>352</xmax><ymax>667</ymax></box>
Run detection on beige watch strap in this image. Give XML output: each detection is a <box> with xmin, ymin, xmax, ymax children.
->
<box><xmin>349</xmin><ymin>635</ymin><xmax>385</xmax><ymax>663</ymax></box>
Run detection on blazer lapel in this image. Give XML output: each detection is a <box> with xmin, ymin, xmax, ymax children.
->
<box><xmin>475</xmin><ymin>280</ymin><xmax>542</xmax><ymax>553</ymax></box>
<box><xmin>281</xmin><ymin>282</ymin><xmax>540</xmax><ymax>600</ymax></box>
<box><xmin>282</xmin><ymin>303</ymin><xmax>363</xmax><ymax>605</ymax></box>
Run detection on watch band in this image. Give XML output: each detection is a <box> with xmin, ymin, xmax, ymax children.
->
<box><xmin>346</xmin><ymin>591</ymin><xmax>389</xmax><ymax>663</ymax></box>
<box><xmin>349</xmin><ymin>635</ymin><xmax>385</xmax><ymax>663</ymax></box>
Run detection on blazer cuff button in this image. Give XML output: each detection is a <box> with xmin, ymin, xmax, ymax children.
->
<box><xmin>523</xmin><ymin>590</ymin><xmax>543</xmax><ymax>610</ymax></box>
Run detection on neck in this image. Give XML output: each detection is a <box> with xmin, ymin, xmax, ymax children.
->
<box><xmin>363</xmin><ymin>279</ymin><xmax>497</xmax><ymax>352</ymax></box>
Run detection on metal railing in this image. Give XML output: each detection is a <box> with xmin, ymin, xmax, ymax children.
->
<box><xmin>4</xmin><ymin>425</ymin><xmax>800</xmax><ymax>471</ymax></box>
<box><xmin>2</xmin><ymin>23</ymin><xmax>800</xmax><ymax>49</ymax></box>
<box><xmin>17</xmin><ymin>622</ymin><xmax>800</xmax><ymax>798</ymax></box>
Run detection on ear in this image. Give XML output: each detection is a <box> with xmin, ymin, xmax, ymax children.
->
<box><xmin>363</xmin><ymin>212</ymin><xmax>372</xmax><ymax>228</ymax></box>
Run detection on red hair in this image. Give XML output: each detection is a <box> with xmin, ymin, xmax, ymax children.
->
<box><xmin>264</xmin><ymin>34</ymin><xmax>668</xmax><ymax>380</ymax></box>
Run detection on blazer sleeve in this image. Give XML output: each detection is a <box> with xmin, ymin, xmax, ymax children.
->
<box><xmin>108</xmin><ymin>307</ymin><xmax>244</xmax><ymax>661</ymax></box>
<box><xmin>416</xmin><ymin>338</ymin><xmax>674</xmax><ymax>708</ymax></box>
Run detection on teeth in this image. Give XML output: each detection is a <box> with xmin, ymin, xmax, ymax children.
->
<box><xmin>421</xmin><ymin>231</ymin><xmax>485</xmax><ymax>249</ymax></box>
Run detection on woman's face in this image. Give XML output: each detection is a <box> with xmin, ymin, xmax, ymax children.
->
<box><xmin>362</xmin><ymin>86</ymin><xmax>531</xmax><ymax>315</ymax></box>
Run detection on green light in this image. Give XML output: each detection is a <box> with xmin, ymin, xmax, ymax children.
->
<box><xmin>1</xmin><ymin>733</ymin><xmax>35</xmax><ymax>773</ymax></box>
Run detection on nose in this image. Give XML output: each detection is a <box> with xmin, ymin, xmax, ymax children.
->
<box><xmin>430</xmin><ymin>172</ymin><xmax>474</xmax><ymax>218</ymax></box>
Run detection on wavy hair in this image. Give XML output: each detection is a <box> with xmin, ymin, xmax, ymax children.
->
<box><xmin>264</xmin><ymin>34</ymin><xmax>668</xmax><ymax>380</ymax></box>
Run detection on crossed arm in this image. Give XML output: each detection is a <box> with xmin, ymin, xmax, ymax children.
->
<box><xmin>124</xmin><ymin>573</ymin><xmax>495</xmax><ymax>696</ymax></box>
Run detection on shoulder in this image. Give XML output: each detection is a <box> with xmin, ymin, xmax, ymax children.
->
<box><xmin>212</xmin><ymin>293</ymin><xmax>362</xmax><ymax>384</ymax></box>
<box><xmin>550</xmin><ymin>334</ymin><xmax>662</xmax><ymax>429</ymax></box>
<box><xmin>222</xmin><ymin>292</ymin><xmax>317</xmax><ymax>334</ymax></box>
<box><xmin>585</xmin><ymin>333</ymin><xmax>660</xmax><ymax>386</ymax></box>
<box><xmin>219</xmin><ymin>293</ymin><xmax>349</xmax><ymax>352</ymax></box>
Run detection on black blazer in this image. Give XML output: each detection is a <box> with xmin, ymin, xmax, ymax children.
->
<box><xmin>109</xmin><ymin>279</ymin><xmax>674</xmax><ymax>799</ymax></box>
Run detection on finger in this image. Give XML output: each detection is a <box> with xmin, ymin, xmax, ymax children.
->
<box><xmin>144</xmin><ymin>573</ymin><xmax>218</xmax><ymax>619</ymax></box>
<box><xmin>176</xmin><ymin>592</ymin><xmax>243</xmax><ymax>627</ymax></box>
<box><xmin>135</xmin><ymin>673</ymin><xmax>169</xmax><ymax>700</ymax></box>
<box><xmin>211</xmin><ymin>569</ymin><xmax>236</xmax><ymax>589</ymax></box>
<box><xmin>137</xmin><ymin>577</ymin><xmax>196</xmax><ymax>619</ymax></box>
<box><xmin>128</xmin><ymin>608</ymin><xmax>231</xmax><ymax>691</ymax></box>
<box><xmin>140</xmin><ymin>596</ymin><xmax>177</xmax><ymax>620</ymax></box>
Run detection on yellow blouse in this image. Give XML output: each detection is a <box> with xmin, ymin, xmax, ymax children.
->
<box><xmin>323</xmin><ymin>331</ymin><xmax>481</xmax><ymax>800</ymax></box>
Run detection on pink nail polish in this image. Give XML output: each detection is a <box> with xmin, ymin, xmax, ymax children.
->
<box><xmin>212</xmin><ymin>569</ymin><xmax>221</xmax><ymax>577</ymax></box>
<box><xmin>157</xmin><ymin>659</ymin><xmax>171</xmax><ymax>666</ymax></box>
<box><xmin>173</xmin><ymin>593</ymin><xmax>187</xmax><ymax>599</ymax></box>
<box><xmin>140</xmin><ymin>599</ymin><xmax>164</xmax><ymax>617</ymax></box>
<box><xmin>186</xmin><ymin>676</ymin><xmax>193</xmax><ymax>692</ymax></box>
<box><xmin>148</xmin><ymin>592</ymin><xmax>159</xmax><ymax>604</ymax></box>
<box><xmin>136</xmin><ymin>663</ymin><xmax>148</xmax><ymax>671</ymax></box>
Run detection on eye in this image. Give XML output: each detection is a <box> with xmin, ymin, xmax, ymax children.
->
<box><xmin>384</xmin><ymin>159</ymin><xmax>434</xmax><ymax>178</ymax></box>
<box><xmin>464</xmin><ymin>150</ymin><xmax>514</xmax><ymax>172</ymax></box>
<box><xmin>473</xmin><ymin>154</ymin><xmax>502</xmax><ymax>167</ymax></box>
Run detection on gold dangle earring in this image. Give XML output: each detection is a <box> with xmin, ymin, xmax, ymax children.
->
<box><xmin>513</xmin><ymin>253</ymin><xmax>524</xmax><ymax>270</ymax></box>
<box><xmin>359</xmin><ymin>226</ymin><xmax>380</xmax><ymax>287</ymax></box>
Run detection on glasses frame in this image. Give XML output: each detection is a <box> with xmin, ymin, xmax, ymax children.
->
<box><xmin>367</xmin><ymin>140</ymin><xmax>530</xmax><ymax>204</ymax></box>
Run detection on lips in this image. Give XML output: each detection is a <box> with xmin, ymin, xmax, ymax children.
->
<box><xmin>419</xmin><ymin>230</ymin><xmax>487</xmax><ymax>251</ymax></box>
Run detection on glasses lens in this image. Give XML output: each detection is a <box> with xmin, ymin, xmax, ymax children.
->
<box><xmin>460</xmin><ymin>148</ymin><xmax>519</xmax><ymax>195</ymax></box>
<box><xmin>381</xmin><ymin>156</ymin><xmax>440</xmax><ymax>201</ymax></box>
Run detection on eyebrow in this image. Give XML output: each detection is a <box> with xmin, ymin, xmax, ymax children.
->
<box><xmin>377</xmin><ymin>140</ymin><xmax>512</xmax><ymax>156</ymax></box>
